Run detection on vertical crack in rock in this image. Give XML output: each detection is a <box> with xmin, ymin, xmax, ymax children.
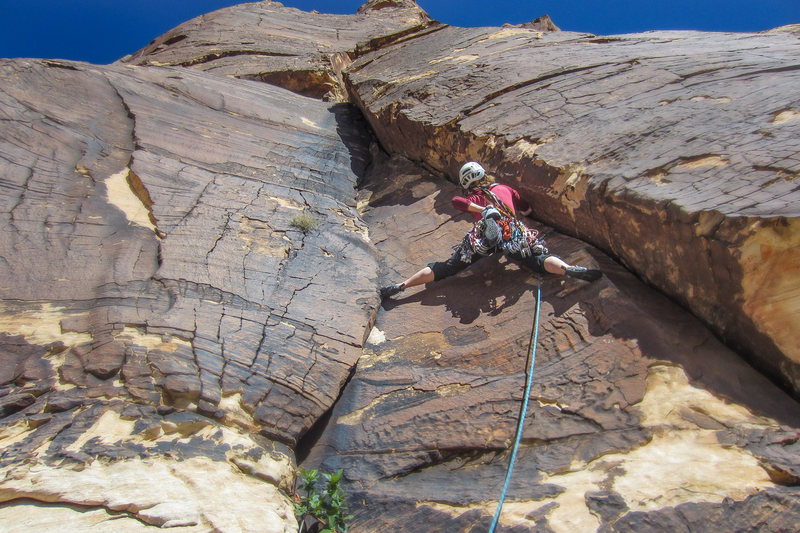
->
<box><xmin>295</xmin><ymin>359</ymin><xmax>358</xmax><ymax>465</ymax></box>
<box><xmin>7</xmin><ymin>166</ymin><xmax>34</xmax><ymax>235</ymax></box>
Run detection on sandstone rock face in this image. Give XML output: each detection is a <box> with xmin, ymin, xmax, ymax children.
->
<box><xmin>121</xmin><ymin>0</ymin><xmax>433</xmax><ymax>100</ymax></box>
<box><xmin>343</xmin><ymin>25</ymin><xmax>800</xmax><ymax>398</ymax></box>
<box><xmin>303</xmin><ymin>152</ymin><xmax>800</xmax><ymax>531</ymax></box>
<box><xmin>0</xmin><ymin>56</ymin><xmax>376</xmax><ymax>530</ymax></box>
<box><xmin>2</xmin><ymin>2</ymin><xmax>799</xmax><ymax>532</ymax></box>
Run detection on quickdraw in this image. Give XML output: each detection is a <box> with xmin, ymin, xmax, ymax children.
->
<box><xmin>498</xmin><ymin>219</ymin><xmax>512</xmax><ymax>242</ymax></box>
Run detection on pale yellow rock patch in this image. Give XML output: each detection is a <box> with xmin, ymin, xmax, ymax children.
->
<box><xmin>536</xmin><ymin>365</ymin><xmax>775</xmax><ymax>526</ymax></box>
<box><xmin>329</xmin><ymin>207</ymin><xmax>370</xmax><ymax>240</ymax></box>
<box><xmin>551</xmin><ymin>166</ymin><xmax>589</xmax><ymax>219</ymax></box>
<box><xmin>301</xmin><ymin>117</ymin><xmax>322</xmax><ymax>130</ymax></box>
<box><xmin>356</xmin><ymin>345</ymin><xmax>397</xmax><ymax>371</ymax></box>
<box><xmin>676</xmin><ymin>155</ymin><xmax>728</xmax><ymax>169</ymax></box>
<box><xmin>105</xmin><ymin>169</ymin><xmax>158</xmax><ymax>234</ymax></box>
<box><xmin>338</xmin><ymin>382</ymin><xmax>471</xmax><ymax>427</ymax></box>
<box><xmin>1</xmin><ymin>411</ymin><xmax>297</xmax><ymax>532</ymax></box>
<box><xmin>636</xmin><ymin>365</ymin><xmax>769</xmax><ymax>428</ymax></box>
<box><xmin>536</xmin><ymin>468</ymin><xmax>606</xmax><ymax>531</ymax></box>
<box><xmin>430</xmin><ymin>54</ymin><xmax>479</xmax><ymax>64</ymax></box>
<box><xmin>647</xmin><ymin>169</ymin><xmax>669</xmax><ymax>186</ymax></box>
<box><xmin>65</xmin><ymin>410</ymin><xmax>137</xmax><ymax>453</ymax></box>
<box><xmin>481</xmin><ymin>28</ymin><xmax>542</xmax><ymax>41</ymax></box>
<box><xmin>419</xmin><ymin>364</ymin><xmax>779</xmax><ymax>532</ymax></box>
<box><xmin>115</xmin><ymin>325</ymin><xmax>191</xmax><ymax>352</ymax></box>
<box><xmin>392</xmin><ymin>70</ymin><xmax>437</xmax><ymax>84</ymax></box>
<box><xmin>0</xmin><ymin>302</ymin><xmax>92</xmax><ymax>347</ymax></box>
<box><xmin>0</xmin><ymin>420</ymin><xmax>35</xmax><ymax>451</ymax></box>
<box><xmin>0</xmin><ymin>455</ymin><xmax>296</xmax><ymax>532</ymax></box>
<box><xmin>771</xmin><ymin>109</ymin><xmax>800</xmax><ymax>124</ymax></box>
<box><xmin>337</xmin><ymin>389</ymin><xmax>401</xmax><ymax>426</ymax></box>
<box><xmin>219</xmin><ymin>391</ymin><xmax>260</xmax><ymax>430</ymax></box>
<box><xmin>0</xmin><ymin>503</ymin><xmax>158</xmax><ymax>533</ymax></box>
<box><xmin>270</xmin><ymin>196</ymin><xmax>304</xmax><ymax>210</ymax></box>
<box><xmin>610</xmin><ymin>431</ymin><xmax>771</xmax><ymax>511</ymax></box>
<box><xmin>505</xmin><ymin>137</ymin><xmax>549</xmax><ymax>161</ymax></box>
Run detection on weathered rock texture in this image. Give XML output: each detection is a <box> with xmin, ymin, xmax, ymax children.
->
<box><xmin>122</xmin><ymin>0</ymin><xmax>433</xmax><ymax>100</ymax></box>
<box><xmin>1</xmin><ymin>1</ymin><xmax>799</xmax><ymax>532</ymax></box>
<box><xmin>0</xmin><ymin>54</ymin><xmax>376</xmax><ymax>530</ymax></box>
<box><xmin>343</xmin><ymin>24</ymin><xmax>800</xmax><ymax>398</ymax></box>
<box><xmin>305</xmin><ymin>154</ymin><xmax>800</xmax><ymax>531</ymax></box>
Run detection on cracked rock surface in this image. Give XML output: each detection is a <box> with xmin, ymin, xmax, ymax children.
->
<box><xmin>343</xmin><ymin>24</ymin><xmax>800</xmax><ymax>398</ymax></box>
<box><xmin>303</xmin><ymin>154</ymin><xmax>800</xmax><ymax>532</ymax></box>
<box><xmin>2</xmin><ymin>1</ymin><xmax>800</xmax><ymax>532</ymax></box>
<box><xmin>0</xmin><ymin>55</ymin><xmax>377</xmax><ymax>530</ymax></box>
<box><xmin>120</xmin><ymin>0</ymin><xmax>433</xmax><ymax>100</ymax></box>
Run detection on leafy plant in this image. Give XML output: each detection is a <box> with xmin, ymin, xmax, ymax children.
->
<box><xmin>294</xmin><ymin>468</ymin><xmax>353</xmax><ymax>533</ymax></box>
<box><xmin>290</xmin><ymin>213</ymin><xmax>319</xmax><ymax>232</ymax></box>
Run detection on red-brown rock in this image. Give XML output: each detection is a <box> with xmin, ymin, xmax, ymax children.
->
<box><xmin>343</xmin><ymin>24</ymin><xmax>800</xmax><ymax>399</ymax></box>
<box><xmin>303</xmin><ymin>154</ymin><xmax>800</xmax><ymax>531</ymax></box>
<box><xmin>2</xmin><ymin>2</ymin><xmax>799</xmax><ymax>532</ymax></box>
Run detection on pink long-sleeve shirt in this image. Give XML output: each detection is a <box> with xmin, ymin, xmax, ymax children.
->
<box><xmin>452</xmin><ymin>184</ymin><xmax>531</xmax><ymax>222</ymax></box>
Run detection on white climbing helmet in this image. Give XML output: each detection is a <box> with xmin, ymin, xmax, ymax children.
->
<box><xmin>459</xmin><ymin>161</ymin><xmax>485</xmax><ymax>189</ymax></box>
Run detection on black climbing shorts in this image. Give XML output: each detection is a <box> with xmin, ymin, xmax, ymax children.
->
<box><xmin>428</xmin><ymin>249</ymin><xmax>482</xmax><ymax>281</ymax></box>
<box><xmin>517</xmin><ymin>251</ymin><xmax>552</xmax><ymax>274</ymax></box>
<box><xmin>429</xmin><ymin>245</ymin><xmax>557</xmax><ymax>281</ymax></box>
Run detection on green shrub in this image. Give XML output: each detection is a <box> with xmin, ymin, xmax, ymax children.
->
<box><xmin>294</xmin><ymin>468</ymin><xmax>352</xmax><ymax>533</ymax></box>
<box><xmin>290</xmin><ymin>213</ymin><xmax>319</xmax><ymax>232</ymax></box>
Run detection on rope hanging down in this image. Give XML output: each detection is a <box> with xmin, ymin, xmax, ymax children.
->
<box><xmin>488</xmin><ymin>273</ymin><xmax>542</xmax><ymax>533</ymax></box>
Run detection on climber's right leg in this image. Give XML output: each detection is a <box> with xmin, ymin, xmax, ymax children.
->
<box><xmin>380</xmin><ymin>247</ymin><xmax>481</xmax><ymax>299</ymax></box>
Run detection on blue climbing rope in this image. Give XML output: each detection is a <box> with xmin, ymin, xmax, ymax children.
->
<box><xmin>488</xmin><ymin>273</ymin><xmax>542</xmax><ymax>533</ymax></box>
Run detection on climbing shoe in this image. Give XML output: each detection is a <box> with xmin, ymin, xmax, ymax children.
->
<box><xmin>380</xmin><ymin>283</ymin><xmax>404</xmax><ymax>299</ymax></box>
<box><xmin>482</xmin><ymin>218</ymin><xmax>502</xmax><ymax>247</ymax></box>
<box><xmin>565</xmin><ymin>266</ymin><xmax>602</xmax><ymax>282</ymax></box>
<box><xmin>481</xmin><ymin>206</ymin><xmax>502</xmax><ymax>221</ymax></box>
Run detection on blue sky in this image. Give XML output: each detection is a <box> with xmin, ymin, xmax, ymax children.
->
<box><xmin>2</xmin><ymin>0</ymin><xmax>799</xmax><ymax>65</ymax></box>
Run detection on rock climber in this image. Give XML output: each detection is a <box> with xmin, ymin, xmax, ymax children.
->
<box><xmin>380</xmin><ymin>161</ymin><xmax>602</xmax><ymax>299</ymax></box>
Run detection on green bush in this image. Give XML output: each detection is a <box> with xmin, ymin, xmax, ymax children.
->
<box><xmin>294</xmin><ymin>468</ymin><xmax>352</xmax><ymax>533</ymax></box>
<box><xmin>290</xmin><ymin>213</ymin><xmax>319</xmax><ymax>232</ymax></box>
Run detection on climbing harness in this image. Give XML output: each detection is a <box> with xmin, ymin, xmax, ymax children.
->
<box><xmin>488</xmin><ymin>272</ymin><xmax>542</xmax><ymax>533</ymax></box>
<box><xmin>460</xmin><ymin>187</ymin><xmax>548</xmax><ymax>261</ymax></box>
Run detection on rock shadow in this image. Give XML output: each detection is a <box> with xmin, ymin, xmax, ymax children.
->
<box><xmin>381</xmin><ymin>254</ymin><xmax>533</xmax><ymax>325</ymax></box>
<box><xmin>556</xmin><ymin>245</ymin><xmax>800</xmax><ymax>427</ymax></box>
<box><xmin>329</xmin><ymin>102</ymin><xmax>374</xmax><ymax>182</ymax></box>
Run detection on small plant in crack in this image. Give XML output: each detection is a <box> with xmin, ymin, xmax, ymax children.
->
<box><xmin>294</xmin><ymin>468</ymin><xmax>352</xmax><ymax>533</ymax></box>
<box><xmin>290</xmin><ymin>212</ymin><xmax>319</xmax><ymax>233</ymax></box>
